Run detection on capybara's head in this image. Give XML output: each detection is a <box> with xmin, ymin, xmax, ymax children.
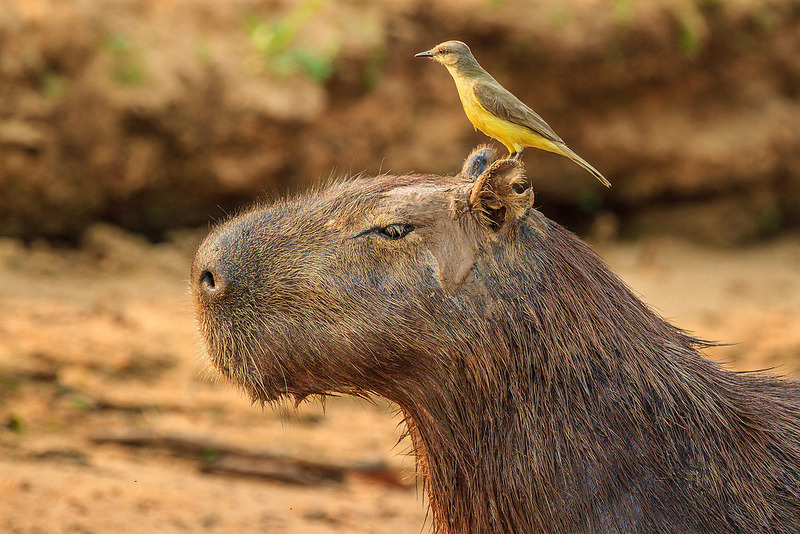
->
<box><xmin>192</xmin><ymin>149</ymin><xmax>800</xmax><ymax>534</ymax></box>
<box><xmin>191</xmin><ymin>149</ymin><xmax>533</xmax><ymax>405</ymax></box>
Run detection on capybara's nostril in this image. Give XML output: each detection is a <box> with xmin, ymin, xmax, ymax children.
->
<box><xmin>200</xmin><ymin>270</ymin><xmax>216</xmax><ymax>290</ymax></box>
<box><xmin>197</xmin><ymin>266</ymin><xmax>226</xmax><ymax>297</ymax></box>
<box><xmin>193</xmin><ymin>228</ymin><xmax>239</xmax><ymax>301</ymax></box>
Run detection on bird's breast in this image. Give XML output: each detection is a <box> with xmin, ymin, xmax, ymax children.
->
<box><xmin>451</xmin><ymin>79</ymin><xmax>554</xmax><ymax>153</ymax></box>
<box><xmin>453</xmin><ymin>81</ymin><xmax>494</xmax><ymax>131</ymax></box>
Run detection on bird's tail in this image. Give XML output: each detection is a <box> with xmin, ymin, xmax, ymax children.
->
<box><xmin>556</xmin><ymin>144</ymin><xmax>611</xmax><ymax>187</ymax></box>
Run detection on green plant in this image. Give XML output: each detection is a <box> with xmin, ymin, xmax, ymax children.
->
<box><xmin>761</xmin><ymin>206</ymin><xmax>782</xmax><ymax>234</ymax></box>
<box><xmin>674</xmin><ymin>2</ymin><xmax>705</xmax><ymax>58</ymax></box>
<box><xmin>70</xmin><ymin>393</ymin><xmax>95</xmax><ymax>413</ymax></box>
<box><xmin>0</xmin><ymin>369</ymin><xmax>21</xmax><ymax>393</ymax></box>
<box><xmin>611</xmin><ymin>0</ymin><xmax>635</xmax><ymax>27</ymax></box>
<box><xmin>38</xmin><ymin>66</ymin><xmax>66</xmax><ymax>100</ymax></box>
<box><xmin>103</xmin><ymin>33</ymin><xmax>145</xmax><ymax>85</ymax></box>
<box><xmin>755</xmin><ymin>6</ymin><xmax>778</xmax><ymax>33</ymax></box>
<box><xmin>361</xmin><ymin>44</ymin><xmax>387</xmax><ymax>92</ymax></box>
<box><xmin>200</xmin><ymin>446</ymin><xmax>218</xmax><ymax>461</ymax></box>
<box><xmin>6</xmin><ymin>413</ymin><xmax>23</xmax><ymax>433</ymax></box>
<box><xmin>604</xmin><ymin>44</ymin><xmax>625</xmax><ymax>65</ymax></box>
<box><xmin>548</xmin><ymin>5</ymin><xmax>570</xmax><ymax>27</ymax></box>
<box><xmin>676</xmin><ymin>21</ymin><xmax>701</xmax><ymax>57</ymax></box>
<box><xmin>244</xmin><ymin>0</ymin><xmax>338</xmax><ymax>82</ymax></box>
<box><xmin>194</xmin><ymin>37</ymin><xmax>212</xmax><ymax>65</ymax></box>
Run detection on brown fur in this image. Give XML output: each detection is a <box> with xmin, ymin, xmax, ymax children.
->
<box><xmin>192</xmin><ymin>148</ymin><xmax>800</xmax><ymax>533</ymax></box>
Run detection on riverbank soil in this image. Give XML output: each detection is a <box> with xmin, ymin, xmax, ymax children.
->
<box><xmin>1</xmin><ymin>228</ymin><xmax>798</xmax><ymax>533</ymax></box>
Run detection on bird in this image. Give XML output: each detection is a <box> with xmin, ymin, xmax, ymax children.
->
<box><xmin>415</xmin><ymin>40</ymin><xmax>611</xmax><ymax>187</ymax></box>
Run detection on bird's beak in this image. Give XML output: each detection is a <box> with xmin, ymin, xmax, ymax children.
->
<box><xmin>414</xmin><ymin>49</ymin><xmax>434</xmax><ymax>58</ymax></box>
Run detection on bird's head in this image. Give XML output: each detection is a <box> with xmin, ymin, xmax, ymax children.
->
<box><xmin>415</xmin><ymin>40</ymin><xmax>476</xmax><ymax>69</ymax></box>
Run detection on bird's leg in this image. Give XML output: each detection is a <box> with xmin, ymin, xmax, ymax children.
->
<box><xmin>510</xmin><ymin>151</ymin><xmax>522</xmax><ymax>160</ymax></box>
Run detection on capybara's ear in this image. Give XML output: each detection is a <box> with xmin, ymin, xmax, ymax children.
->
<box><xmin>460</xmin><ymin>145</ymin><xmax>497</xmax><ymax>181</ymax></box>
<box><xmin>468</xmin><ymin>158</ymin><xmax>533</xmax><ymax>230</ymax></box>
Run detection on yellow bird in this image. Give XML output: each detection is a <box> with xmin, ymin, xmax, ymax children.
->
<box><xmin>415</xmin><ymin>40</ymin><xmax>611</xmax><ymax>187</ymax></box>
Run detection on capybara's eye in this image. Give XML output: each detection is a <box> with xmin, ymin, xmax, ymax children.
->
<box><xmin>378</xmin><ymin>223</ymin><xmax>415</xmax><ymax>240</ymax></box>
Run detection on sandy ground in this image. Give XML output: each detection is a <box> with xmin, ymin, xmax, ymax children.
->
<box><xmin>1</xmin><ymin>225</ymin><xmax>799</xmax><ymax>533</ymax></box>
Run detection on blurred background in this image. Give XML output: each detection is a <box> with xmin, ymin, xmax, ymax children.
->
<box><xmin>1</xmin><ymin>0</ymin><xmax>799</xmax><ymax>532</ymax></box>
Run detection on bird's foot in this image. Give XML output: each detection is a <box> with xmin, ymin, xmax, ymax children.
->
<box><xmin>510</xmin><ymin>152</ymin><xmax>522</xmax><ymax>160</ymax></box>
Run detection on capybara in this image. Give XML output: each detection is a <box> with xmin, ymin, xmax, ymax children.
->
<box><xmin>192</xmin><ymin>147</ymin><xmax>800</xmax><ymax>533</ymax></box>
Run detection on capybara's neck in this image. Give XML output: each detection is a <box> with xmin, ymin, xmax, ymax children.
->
<box><xmin>399</xmin><ymin>214</ymin><xmax>800</xmax><ymax>534</ymax></box>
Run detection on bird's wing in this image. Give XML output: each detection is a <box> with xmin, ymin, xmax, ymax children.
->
<box><xmin>473</xmin><ymin>82</ymin><xmax>564</xmax><ymax>144</ymax></box>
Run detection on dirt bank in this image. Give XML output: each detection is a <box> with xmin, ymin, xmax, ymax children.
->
<box><xmin>2</xmin><ymin>0</ymin><xmax>799</xmax><ymax>242</ymax></box>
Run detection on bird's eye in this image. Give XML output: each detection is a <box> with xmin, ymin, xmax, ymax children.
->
<box><xmin>437</xmin><ymin>49</ymin><xmax>446</xmax><ymax>55</ymax></box>
<box><xmin>378</xmin><ymin>223</ymin><xmax>415</xmax><ymax>240</ymax></box>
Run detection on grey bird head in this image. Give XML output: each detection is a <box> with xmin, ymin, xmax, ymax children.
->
<box><xmin>415</xmin><ymin>40</ymin><xmax>478</xmax><ymax>70</ymax></box>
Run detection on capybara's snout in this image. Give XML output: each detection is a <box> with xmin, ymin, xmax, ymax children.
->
<box><xmin>193</xmin><ymin>254</ymin><xmax>227</xmax><ymax>302</ymax></box>
<box><xmin>191</xmin><ymin>229</ymin><xmax>240</xmax><ymax>307</ymax></box>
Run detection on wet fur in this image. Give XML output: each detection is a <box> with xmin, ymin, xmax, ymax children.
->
<box><xmin>192</xmin><ymin>148</ymin><xmax>800</xmax><ymax>533</ymax></box>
